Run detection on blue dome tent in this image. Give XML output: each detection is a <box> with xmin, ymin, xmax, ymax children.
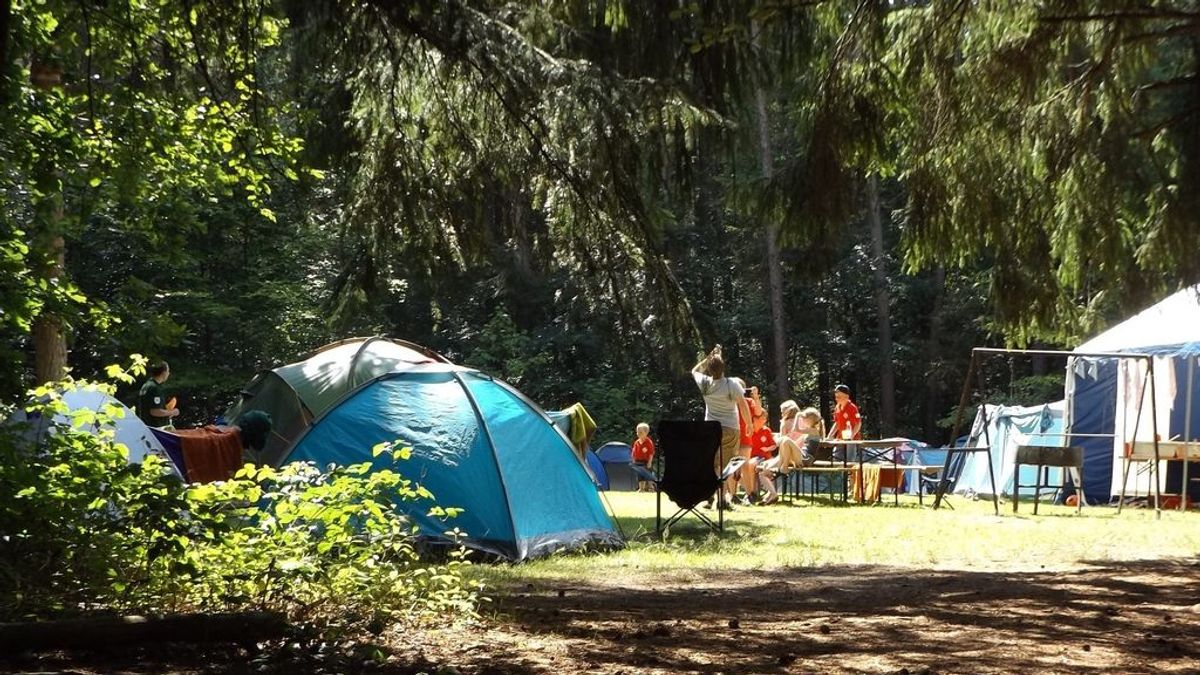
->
<box><xmin>282</xmin><ymin>362</ymin><xmax>622</xmax><ymax>561</ymax></box>
<box><xmin>594</xmin><ymin>441</ymin><xmax>638</xmax><ymax>491</ymax></box>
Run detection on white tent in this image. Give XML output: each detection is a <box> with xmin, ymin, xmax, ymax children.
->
<box><xmin>1067</xmin><ymin>285</ymin><xmax>1200</xmax><ymax>503</ymax></box>
<box><xmin>6</xmin><ymin>386</ymin><xmax>179</xmax><ymax>477</ymax></box>
<box><xmin>956</xmin><ymin>401</ymin><xmax>1067</xmax><ymax>497</ymax></box>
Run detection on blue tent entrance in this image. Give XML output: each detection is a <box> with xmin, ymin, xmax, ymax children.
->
<box><xmin>283</xmin><ymin>364</ymin><xmax>622</xmax><ymax>560</ymax></box>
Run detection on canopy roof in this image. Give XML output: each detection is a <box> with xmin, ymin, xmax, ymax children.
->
<box><xmin>1076</xmin><ymin>285</ymin><xmax>1200</xmax><ymax>355</ymax></box>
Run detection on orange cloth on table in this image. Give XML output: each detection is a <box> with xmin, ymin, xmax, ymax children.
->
<box><xmin>176</xmin><ymin>425</ymin><xmax>244</xmax><ymax>483</ymax></box>
<box><xmin>851</xmin><ymin>465</ymin><xmax>904</xmax><ymax>502</ymax></box>
<box><xmin>851</xmin><ymin>465</ymin><xmax>882</xmax><ymax>503</ymax></box>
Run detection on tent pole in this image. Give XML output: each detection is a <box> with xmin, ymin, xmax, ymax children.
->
<box><xmin>452</xmin><ymin>372</ymin><xmax>525</xmax><ymax>559</ymax></box>
<box><xmin>936</xmin><ymin>349</ymin><xmax>978</xmax><ymax>510</ymax></box>
<box><xmin>1184</xmin><ymin>356</ymin><xmax>1195</xmax><ymax>512</ymax></box>
<box><xmin>1120</xmin><ymin>361</ymin><xmax>1148</xmax><ymax>514</ymax></box>
<box><xmin>977</xmin><ymin>361</ymin><xmax>1000</xmax><ymax>515</ymax></box>
<box><xmin>1149</xmin><ymin>357</ymin><xmax>1162</xmax><ymax>520</ymax></box>
<box><xmin>1064</xmin><ymin>358</ymin><xmax>1081</xmax><ymax>506</ymax></box>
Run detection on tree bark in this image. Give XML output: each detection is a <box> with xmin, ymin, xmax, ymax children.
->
<box><xmin>31</xmin><ymin>60</ymin><xmax>68</xmax><ymax>384</ymax></box>
<box><xmin>753</xmin><ymin>28</ymin><xmax>790</xmax><ymax>421</ymax></box>
<box><xmin>866</xmin><ymin>174</ymin><xmax>895</xmax><ymax>435</ymax></box>
<box><xmin>0</xmin><ymin>1</ymin><xmax>12</xmax><ymax>102</ymax></box>
<box><xmin>32</xmin><ymin>233</ymin><xmax>67</xmax><ymax>384</ymax></box>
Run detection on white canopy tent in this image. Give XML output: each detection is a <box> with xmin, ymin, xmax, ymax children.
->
<box><xmin>1066</xmin><ymin>285</ymin><xmax>1200</xmax><ymax>505</ymax></box>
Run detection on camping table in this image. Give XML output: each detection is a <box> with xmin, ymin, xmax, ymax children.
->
<box><xmin>818</xmin><ymin>438</ymin><xmax>910</xmax><ymax>505</ymax></box>
<box><xmin>1120</xmin><ymin>440</ymin><xmax>1200</xmax><ymax>513</ymax></box>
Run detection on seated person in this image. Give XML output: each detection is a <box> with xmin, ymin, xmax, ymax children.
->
<box><xmin>747</xmin><ymin>423</ymin><xmax>779</xmax><ymax>505</ymax></box>
<box><xmin>764</xmin><ymin>403</ymin><xmax>824</xmax><ymax>474</ymax></box>
<box><xmin>234</xmin><ymin>410</ymin><xmax>273</xmax><ymax>461</ymax></box>
<box><xmin>734</xmin><ymin>381</ymin><xmax>767</xmax><ymax>504</ymax></box>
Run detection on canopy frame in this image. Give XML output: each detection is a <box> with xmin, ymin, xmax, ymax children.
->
<box><xmin>934</xmin><ymin>347</ymin><xmax>1165</xmax><ymax>518</ymax></box>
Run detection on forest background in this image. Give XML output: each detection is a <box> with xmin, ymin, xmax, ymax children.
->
<box><xmin>3</xmin><ymin>0</ymin><xmax>1198</xmax><ymax>445</ymax></box>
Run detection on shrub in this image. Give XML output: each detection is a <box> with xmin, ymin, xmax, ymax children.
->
<box><xmin>0</xmin><ymin>377</ymin><xmax>479</xmax><ymax>635</ymax></box>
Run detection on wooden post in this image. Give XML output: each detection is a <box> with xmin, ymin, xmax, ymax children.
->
<box><xmin>935</xmin><ymin>350</ymin><xmax>978</xmax><ymax>510</ymax></box>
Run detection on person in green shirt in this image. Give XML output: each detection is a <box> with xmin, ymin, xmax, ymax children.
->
<box><xmin>137</xmin><ymin>361</ymin><xmax>180</xmax><ymax>428</ymax></box>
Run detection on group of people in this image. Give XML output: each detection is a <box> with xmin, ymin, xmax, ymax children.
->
<box><xmin>679</xmin><ymin>344</ymin><xmax>861</xmax><ymax>508</ymax></box>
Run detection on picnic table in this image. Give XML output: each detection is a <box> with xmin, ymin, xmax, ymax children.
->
<box><xmin>814</xmin><ymin>438</ymin><xmax>921</xmax><ymax>505</ymax></box>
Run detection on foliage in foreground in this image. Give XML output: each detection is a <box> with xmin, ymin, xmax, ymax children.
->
<box><xmin>0</xmin><ymin>380</ymin><xmax>479</xmax><ymax>635</ymax></box>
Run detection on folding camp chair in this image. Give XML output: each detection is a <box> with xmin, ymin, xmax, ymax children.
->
<box><xmin>654</xmin><ymin>420</ymin><xmax>725</xmax><ymax>534</ymax></box>
<box><xmin>920</xmin><ymin>446</ymin><xmax>967</xmax><ymax>508</ymax></box>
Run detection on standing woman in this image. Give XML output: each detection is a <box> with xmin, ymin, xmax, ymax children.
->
<box><xmin>692</xmin><ymin>345</ymin><xmax>750</xmax><ymax>508</ymax></box>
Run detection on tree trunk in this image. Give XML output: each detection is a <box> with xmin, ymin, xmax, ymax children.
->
<box><xmin>753</xmin><ymin>29</ymin><xmax>790</xmax><ymax>422</ymax></box>
<box><xmin>922</xmin><ymin>265</ymin><xmax>947</xmax><ymax>441</ymax></box>
<box><xmin>0</xmin><ymin>1</ymin><xmax>12</xmax><ymax>102</ymax></box>
<box><xmin>866</xmin><ymin>174</ymin><xmax>895</xmax><ymax>435</ymax></box>
<box><xmin>31</xmin><ymin>60</ymin><xmax>68</xmax><ymax>385</ymax></box>
<box><xmin>32</xmin><ymin>234</ymin><xmax>67</xmax><ymax>384</ymax></box>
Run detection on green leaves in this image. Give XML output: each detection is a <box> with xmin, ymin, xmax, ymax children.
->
<box><xmin>0</xmin><ymin>373</ymin><xmax>477</xmax><ymax>629</ymax></box>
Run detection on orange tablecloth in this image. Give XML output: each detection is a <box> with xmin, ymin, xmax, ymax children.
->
<box><xmin>850</xmin><ymin>465</ymin><xmax>904</xmax><ymax>503</ymax></box>
<box><xmin>175</xmin><ymin>426</ymin><xmax>244</xmax><ymax>483</ymax></box>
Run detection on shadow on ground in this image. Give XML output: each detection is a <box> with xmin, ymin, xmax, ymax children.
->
<box><xmin>423</xmin><ymin>558</ymin><xmax>1200</xmax><ymax>674</ymax></box>
<box><xmin>5</xmin><ymin>560</ymin><xmax>1199</xmax><ymax>674</ymax></box>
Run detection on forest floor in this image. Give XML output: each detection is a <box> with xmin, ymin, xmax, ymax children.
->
<box><xmin>5</xmin><ymin>494</ymin><xmax>1200</xmax><ymax>673</ymax></box>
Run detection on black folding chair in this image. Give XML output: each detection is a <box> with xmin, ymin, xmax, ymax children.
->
<box><xmin>655</xmin><ymin>420</ymin><xmax>725</xmax><ymax>534</ymax></box>
<box><xmin>923</xmin><ymin>446</ymin><xmax>969</xmax><ymax>508</ymax></box>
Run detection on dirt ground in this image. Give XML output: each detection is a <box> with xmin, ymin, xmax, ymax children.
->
<box><xmin>6</xmin><ymin>559</ymin><xmax>1200</xmax><ymax>674</ymax></box>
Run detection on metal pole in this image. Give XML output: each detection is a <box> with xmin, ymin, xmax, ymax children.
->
<box><xmin>1149</xmin><ymin>357</ymin><xmax>1162</xmax><ymax>520</ymax></box>
<box><xmin>1120</xmin><ymin>361</ymin><xmax>1148</xmax><ymax>514</ymax></box>
<box><xmin>1183</xmin><ymin>356</ymin><xmax>1194</xmax><ymax>512</ymax></box>
<box><xmin>935</xmin><ymin>349</ymin><xmax>978</xmax><ymax>510</ymax></box>
<box><xmin>977</xmin><ymin>362</ymin><xmax>1000</xmax><ymax>515</ymax></box>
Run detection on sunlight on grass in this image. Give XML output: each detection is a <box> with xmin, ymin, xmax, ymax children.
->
<box><xmin>474</xmin><ymin>491</ymin><xmax>1200</xmax><ymax>587</ymax></box>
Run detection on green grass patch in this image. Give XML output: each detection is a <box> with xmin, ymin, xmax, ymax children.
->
<box><xmin>474</xmin><ymin>491</ymin><xmax>1200</xmax><ymax>587</ymax></box>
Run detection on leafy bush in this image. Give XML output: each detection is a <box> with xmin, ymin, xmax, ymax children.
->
<box><xmin>0</xmin><ymin>378</ymin><xmax>479</xmax><ymax>634</ymax></box>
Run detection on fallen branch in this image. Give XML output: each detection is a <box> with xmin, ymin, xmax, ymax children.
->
<box><xmin>0</xmin><ymin>611</ymin><xmax>291</xmax><ymax>653</ymax></box>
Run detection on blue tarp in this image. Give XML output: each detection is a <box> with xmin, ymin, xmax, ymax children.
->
<box><xmin>285</xmin><ymin>366</ymin><xmax>622</xmax><ymax>561</ymax></box>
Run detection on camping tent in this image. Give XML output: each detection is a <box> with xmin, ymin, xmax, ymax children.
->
<box><xmin>280</xmin><ymin>362</ymin><xmax>622</xmax><ymax>561</ymax></box>
<box><xmin>5</xmin><ymin>386</ymin><xmax>180</xmax><ymax>477</ymax></box>
<box><xmin>594</xmin><ymin>442</ymin><xmax>637</xmax><ymax>491</ymax></box>
<box><xmin>585</xmin><ymin>450</ymin><xmax>608</xmax><ymax>490</ymax></box>
<box><xmin>899</xmin><ymin>440</ymin><xmax>944</xmax><ymax>495</ymax></box>
<box><xmin>225</xmin><ymin>337</ymin><xmax>451</xmax><ymax>465</ymax></box>
<box><xmin>955</xmin><ymin>402</ymin><xmax>1067</xmax><ymax>497</ymax></box>
<box><xmin>1066</xmin><ymin>286</ymin><xmax>1200</xmax><ymax>503</ymax></box>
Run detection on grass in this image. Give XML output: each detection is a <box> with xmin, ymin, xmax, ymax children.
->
<box><xmin>472</xmin><ymin>490</ymin><xmax>1200</xmax><ymax>587</ymax></box>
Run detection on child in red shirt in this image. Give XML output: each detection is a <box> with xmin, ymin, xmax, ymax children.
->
<box><xmin>631</xmin><ymin>422</ymin><xmax>655</xmax><ymax>492</ymax></box>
